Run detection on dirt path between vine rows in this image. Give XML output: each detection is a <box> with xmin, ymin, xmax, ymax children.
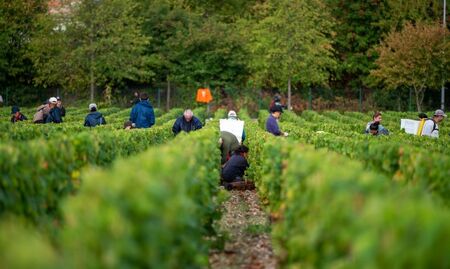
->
<box><xmin>209</xmin><ymin>190</ymin><xmax>277</xmax><ymax>269</ymax></box>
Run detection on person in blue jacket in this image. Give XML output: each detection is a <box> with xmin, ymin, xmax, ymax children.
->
<box><xmin>45</xmin><ymin>97</ymin><xmax>63</xmax><ymax>124</ymax></box>
<box><xmin>130</xmin><ymin>92</ymin><xmax>155</xmax><ymax>128</ymax></box>
<box><xmin>266</xmin><ymin>105</ymin><xmax>288</xmax><ymax>136</ymax></box>
<box><xmin>84</xmin><ymin>103</ymin><xmax>106</xmax><ymax>127</ymax></box>
<box><xmin>172</xmin><ymin>109</ymin><xmax>202</xmax><ymax>135</ymax></box>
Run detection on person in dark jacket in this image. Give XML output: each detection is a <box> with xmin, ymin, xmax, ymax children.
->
<box><xmin>84</xmin><ymin>103</ymin><xmax>106</xmax><ymax>127</ymax></box>
<box><xmin>172</xmin><ymin>109</ymin><xmax>202</xmax><ymax>135</ymax></box>
<box><xmin>221</xmin><ymin>145</ymin><xmax>250</xmax><ymax>183</ymax></box>
<box><xmin>364</xmin><ymin>111</ymin><xmax>389</xmax><ymax>135</ymax></box>
<box><xmin>45</xmin><ymin>97</ymin><xmax>63</xmax><ymax>123</ymax></box>
<box><xmin>266</xmin><ymin>105</ymin><xmax>288</xmax><ymax>136</ymax></box>
<box><xmin>131</xmin><ymin>91</ymin><xmax>140</xmax><ymax>106</ymax></box>
<box><xmin>130</xmin><ymin>92</ymin><xmax>155</xmax><ymax>128</ymax></box>
<box><xmin>56</xmin><ymin>97</ymin><xmax>66</xmax><ymax>117</ymax></box>
<box><xmin>10</xmin><ymin>106</ymin><xmax>27</xmax><ymax>123</ymax></box>
<box><xmin>269</xmin><ymin>94</ymin><xmax>283</xmax><ymax>111</ymax></box>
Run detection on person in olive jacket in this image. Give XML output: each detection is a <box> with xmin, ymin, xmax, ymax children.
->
<box><xmin>172</xmin><ymin>109</ymin><xmax>202</xmax><ymax>136</ymax></box>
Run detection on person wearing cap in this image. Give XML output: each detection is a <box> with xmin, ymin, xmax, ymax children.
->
<box><xmin>130</xmin><ymin>92</ymin><xmax>155</xmax><ymax>128</ymax></box>
<box><xmin>172</xmin><ymin>109</ymin><xmax>202</xmax><ymax>135</ymax></box>
<box><xmin>84</xmin><ymin>103</ymin><xmax>106</xmax><ymax>127</ymax></box>
<box><xmin>365</xmin><ymin>111</ymin><xmax>389</xmax><ymax>135</ymax></box>
<box><xmin>227</xmin><ymin>110</ymin><xmax>246</xmax><ymax>142</ymax></box>
<box><xmin>266</xmin><ymin>105</ymin><xmax>288</xmax><ymax>136</ymax></box>
<box><xmin>10</xmin><ymin>106</ymin><xmax>27</xmax><ymax>123</ymax></box>
<box><xmin>45</xmin><ymin>97</ymin><xmax>63</xmax><ymax>123</ymax></box>
<box><xmin>421</xmin><ymin>109</ymin><xmax>447</xmax><ymax>138</ymax></box>
<box><xmin>56</xmin><ymin>97</ymin><xmax>66</xmax><ymax>117</ymax></box>
<box><xmin>218</xmin><ymin>110</ymin><xmax>246</xmax><ymax>164</ymax></box>
<box><xmin>269</xmin><ymin>94</ymin><xmax>285</xmax><ymax>112</ymax></box>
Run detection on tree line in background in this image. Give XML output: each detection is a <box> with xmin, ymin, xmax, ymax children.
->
<box><xmin>0</xmin><ymin>0</ymin><xmax>448</xmax><ymax>111</ymax></box>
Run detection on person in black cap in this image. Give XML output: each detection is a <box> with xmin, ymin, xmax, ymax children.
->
<box><xmin>266</xmin><ymin>105</ymin><xmax>288</xmax><ymax>136</ymax></box>
<box><xmin>10</xmin><ymin>106</ymin><xmax>27</xmax><ymax>123</ymax></box>
<box><xmin>269</xmin><ymin>93</ymin><xmax>287</xmax><ymax>112</ymax></box>
<box><xmin>56</xmin><ymin>97</ymin><xmax>66</xmax><ymax>117</ymax></box>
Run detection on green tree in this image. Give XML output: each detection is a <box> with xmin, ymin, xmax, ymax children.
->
<box><xmin>169</xmin><ymin>17</ymin><xmax>249</xmax><ymax>90</ymax></box>
<box><xmin>248</xmin><ymin>0</ymin><xmax>335</xmax><ymax>109</ymax></box>
<box><xmin>30</xmin><ymin>0</ymin><xmax>151</xmax><ymax>101</ymax></box>
<box><xmin>324</xmin><ymin>0</ymin><xmax>444</xmax><ymax>93</ymax></box>
<box><xmin>183</xmin><ymin>0</ymin><xmax>258</xmax><ymax>21</ymax></box>
<box><xmin>324</xmin><ymin>0</ymin><xmax>386</xmax><ymax>93</ymax></box>
<box><xmin>370</xmin><ymin>22</ymin><xmax>449</xmax><ymax>112</ymax></box>
<box><xmin>378</xmin><ymin>0</ymin><xmax>445</xmax><ymax>31</ymax></box>
<box><xmin>136</xmin><ymin>0</ymin><xmax>251</xmax><ymax>105</ymax></box>
<box><xmin>135</xmin><ymin>0</ymin><xmax>194</xmax><ymax>109</ymax></box>
<box><xmin>135</xmin><ymin>0</ymin><xmax>192</xmax><ymax>83</ymax></box>
<box><xmin>0</xmin><ymin>0</ymin><xmax>47</xmax><ymax>99</ymax></box>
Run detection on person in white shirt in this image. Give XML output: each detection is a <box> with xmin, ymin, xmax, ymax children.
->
<box><xmin>421</xmin><ymin>109</ymin><xmax>447</xmax><ymax>138</ymax></box>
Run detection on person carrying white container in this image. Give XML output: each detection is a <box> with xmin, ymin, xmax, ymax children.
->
<box><xmin>219</xmin><ymin>110</ymin><xmax>246</xmax><ymax>165</ymax></box>
<box><xmin>421</xmin><ymin>109</ymin><xmax>447</xmax><ymax>138</ymax></box>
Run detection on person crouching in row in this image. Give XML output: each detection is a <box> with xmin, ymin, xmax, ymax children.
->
<box><xmin>33</xmin><ymin>97</ymin><xmax>63</xmax><ymax>124</ymax></box>
<box><xmin>365</xmin><ymin>111</ymin><xmax>389</xmax><ymax>135</ymax></box>
<box><xmin>10</xmin><ymin>106</ymin><xmax>27</xmax><ymax>123</ymax></box>
<box><xmin>221</xmin><ymin>145</ymin><xmax>250</xmax><ymax>190</ymax></box>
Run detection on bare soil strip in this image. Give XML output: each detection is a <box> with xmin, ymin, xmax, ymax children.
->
<box><xmin>210</xmin><ymin>190</ymin><xmax>277</xmax><ymax>269</ymax></box>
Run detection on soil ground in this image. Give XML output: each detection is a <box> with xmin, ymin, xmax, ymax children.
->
<box><xmin>209</xmin><ymin>190</ymin><xmax>277</xmax><ymax>269</ymax></box>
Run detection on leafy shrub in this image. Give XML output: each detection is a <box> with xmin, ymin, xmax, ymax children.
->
<box><xmin>0</xmin><ymin>122</ymin><xmax>173</xmax><ymax>223</ymax></box>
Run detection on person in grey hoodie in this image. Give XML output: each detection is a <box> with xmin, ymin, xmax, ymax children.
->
<box><xmin>84</xmin><ymin>103</ymin><xmax>106</xmax><ymax>127</ymax></box>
